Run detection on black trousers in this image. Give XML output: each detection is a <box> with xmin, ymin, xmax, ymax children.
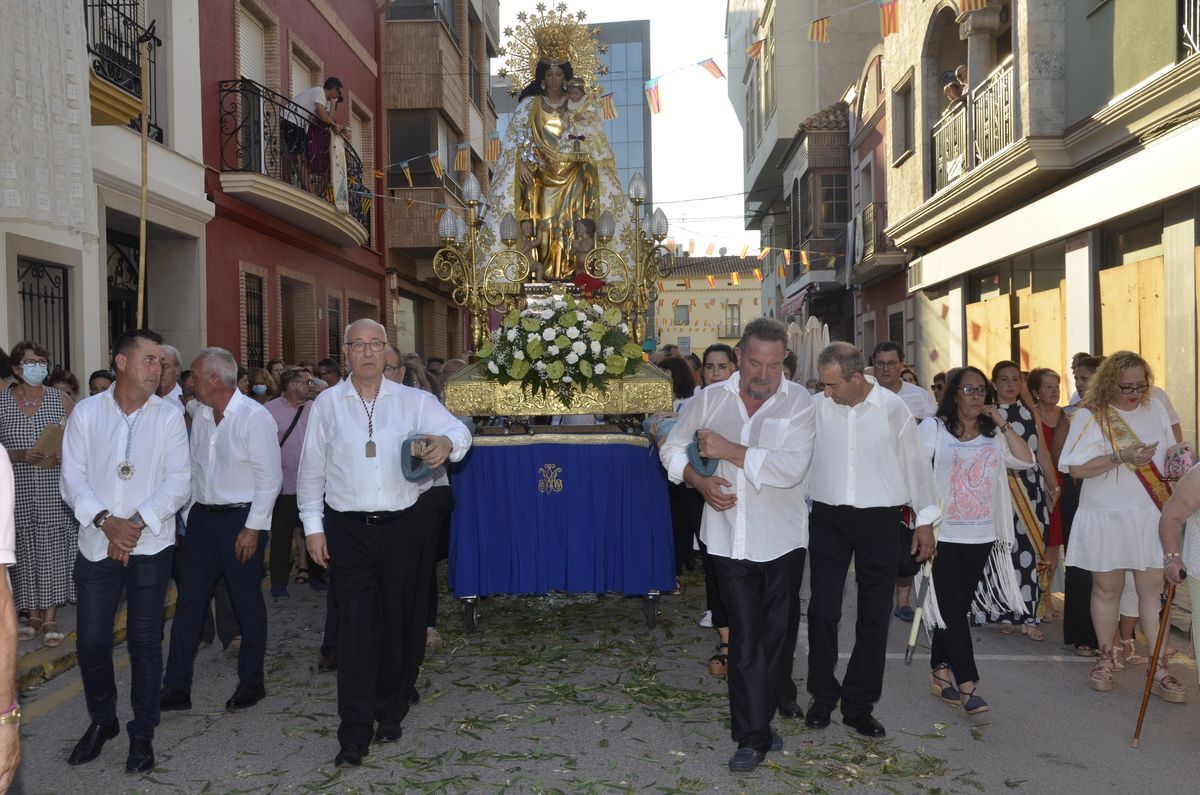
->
<box><xmin>174</xmin><ymin>517</ymin><xmax>240</xmax><ymax>648</ymax></box>
<box><xmin>1059</xmin><ymin>477</ymin><xmax>1099</xmax><ymax>648</ymax></box>
<box><xmin>699</xmin><ymin>539</ymin><xmax>729</xmax><ymax>628</ymax></box>
<box><xmin>164</xmin><ymin>506</ymin><xmax>268</xmax><ymax>690</ymax></box>
<box><xmin>325</xmin><ymin>499</ymin><xmax>439</xmax><ymax>748</ymax></box>
<box><xmin>425</xmin><ymin>485</ymin><xmax>455</xmax><ymax>628</ymax></box>
<box><xmin>74</xmin><ymin>547</ymin><xmax>173</xmax><ymax>740</ymax></box>
<box><xmin>806</xmin><ymin>502</ymin><xmax>902</xmax><ymax>719</ymax></box>
<box><xmin>668</xmin><ymin>483</ymin><xmax>703</xmax><ymax>575</ymax></box>
<box><xmin>930</xmin><ymin>541</ymin><xmax>992</xmax><ymax>683</ymax></box>
<box><xmin>712</xmin><ymin>547</ymin><xmax>806</xmax><ymax>752</ymax></box>
<box><xmin>268</xmin><ymin>494</ymin><xmax>325</xmax><ymax>586</ymax></box>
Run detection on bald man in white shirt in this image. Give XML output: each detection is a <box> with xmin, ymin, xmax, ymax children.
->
<box><xmin>298</xmin><ymin>319</ymin><xmax>471</xmax><ymax>768</ymax></box>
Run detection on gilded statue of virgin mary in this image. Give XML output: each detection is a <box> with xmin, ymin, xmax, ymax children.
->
<box><xmin>487</xmin><ymin>4</ymin><xmax>634</xmax><ymax>282</ymax></box>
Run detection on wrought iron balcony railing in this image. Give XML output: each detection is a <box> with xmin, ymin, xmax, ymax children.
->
<box><xmin>1183</xmin><ymin>0</ymin><xmax>1200</xmax><ymax>60</ymax></box>
<box><xmin>790</xmin><ymin>237</ymin><xmax>838</xmax><ymax>282</ymax></box>
<box><xmin>387</xmin><ymin>0</ymin><xmax>460</xmax><ymax>44</ymax></box>
<box><xmin>855</xmin><ymin>202</ymin><xmax>895</xmax><ymax>262</ymax></box>
<box><xmin>932</xmin><ymin>58</ymin><xmax>1014</xmax><ymax>194</ymax></box>
<box><xmin>718</xmin><ymin>322</ymin><xmax>742</xmax><ymax>339</ymax></box>
<box><xmin>218</xmin><ymin>78</ymin><xmax>372</xmax><ymax>244</ymax></box>
<box><xmin>84</xmin><ymin>0</ymin><xmax>163</xmax><ymax>142</ymax></box>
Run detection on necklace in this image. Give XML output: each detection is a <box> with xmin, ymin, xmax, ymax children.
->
<box><xmin>357</xmin><ymin>385</ymin><xmax>380</xmax><ymax>458</ymax></box>
<box><xmin>15</xmin><ymin>386</ymin><xmax>42</xmax><ymax>410</ymax></box>
<box><xmin>542</xmin><ymin>93</ymin><xmax>567</xmax><ymax>110</ymax></box>
<box><xmin>117</xmin><ymin>404</ymin><xmax>146</xmax><ymax>480</ymax></box>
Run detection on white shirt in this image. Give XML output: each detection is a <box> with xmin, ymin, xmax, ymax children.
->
<box><xmin>60</xmin><ymin>388</ymin><xmax>191</xmax><ymax>562</ymax></box>
<box><xmin>0</xmin><ymin>451</ymin><xmax>14</xmax><ymax>566</ymax></box>
<box><xmin>297</xmin><ymin>378</ymin><xmax>473</xmax><ymax>535</ymax></box>
<box><xmin>892</xmin><ymin>380</ymin><xmax>937</xmax><ymax>420</ymax></box>
<box><xmin>808</xmin><ymin>377</ymin><xmax>941</xmax><ymax>527</ymax></box>
<box><xmin>188</xmin><ymin>390</ymin><xmax>283</xmax><ymax>531</ymax></box>
<box><xmin>162</xmin><ymin>383</ymin><xmax>184</xmax><ymax>412</ymax></box>
<box><xmin>285</xmin><ymin>86</ymin><xmax>330</xmax><ymax>126</ymax></box>
<box><xmin>659</xmin><ymin>373</ymin><xmax>815</xmax><ymax>562</ymax></box>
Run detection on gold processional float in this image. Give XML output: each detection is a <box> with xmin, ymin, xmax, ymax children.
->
<box><xmin>436</xmin><ymin>3</ymin><xmax>673</xmax><ymax>418</ymax></box>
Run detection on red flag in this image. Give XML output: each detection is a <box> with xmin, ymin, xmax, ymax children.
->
<box><xmin>746</xmin><ymin>39</ymin><xmax>764</xmax><ymax>59</ymax></box>
<box><xmin>878</xmin><ymin>1</ymin><xmax>899</xmax><ymax>37</ymax></box>
<box><xmin>808</xmin><ymin>17</ymin><xmax>830</xmax><ymax>43</ymax></box>
<box><xmin>433</xmin><ymin>204</ymin><xmax>447</xmax><ymax>225</ymax></box>
<box><xmin>644</xmin><ymin>79</ymin><xmax>662</xmax><ymax>115</ymax></box>
<box><xmin>601</xmin><ymin>93</ymin><xmax>618</xmax><ymax>120</ymax></box>
<box><xmin>698</xmin><ymin>58</ymin><xmax>725</xmax><ymax>79</ymax></box>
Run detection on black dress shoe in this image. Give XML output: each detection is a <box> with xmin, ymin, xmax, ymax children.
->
<box><xmin>804</xmin><ymin>702</ymin><xmax>833</xmax><ymax>729</ymax></box>
<box><xmin>334</xmin><ymin>743</ymin><xmax>367</xmax><ymax>768</ymax></box>
<box><xmin>728</xmin><ymin>746</ymin><xmax>766</xmax><ymax>772</ymax></box>
<box><xmin>843</xmin><ymin>713</ymin><xmax>886</xmax><ymax>737</ymax></box>
<box><xmin>125</xmin><ymin>737</ymin><xmax>155</xmax><ymax>773</ymax></box>
<box><xmin>769</xmin><ymin>731</ymin><xmax>783</xmax><ymax>752</ymax></box>
<box><xmin>375</xmin><ymin>720</ymin><xmax>403</xmax><ymax>743</ymax></box>
<box><xmin>778</xmin><ymin>699</ymin><xmax>805</xmax><ymax>719</ymax></box>
<box><xmin>225</xmin><ymin>681</ymin><xmax>267</xmax><ymax>711</ymax></box>
<box><xmin>159</xmin><ymin>686</ymin><xmax>192</xmax><ymax>712</ymax></box>
<box><xmin>405</xmin><ymin>685</ymin><xmax>420</xmax><ymax>706</ymax></box>
<box><xmin>67</xmin><ymin>719</ymin><xmax>120</xmax><ymax>765</ymax></box>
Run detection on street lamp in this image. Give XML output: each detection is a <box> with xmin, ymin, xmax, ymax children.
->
<box><xmin>625</xmin><ymin>172</ymin><xmax>673</xmax><ymax>343</ymax></box>
<box><xmin>432</xmin><ymin>173</ymin><xmax>532</xmax><ymax>351</ymax></box>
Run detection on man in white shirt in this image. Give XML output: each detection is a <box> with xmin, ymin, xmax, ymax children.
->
<box><xmin>157</xmin><ymin>344</ymin><xmax>184</xmax><ymax>411</ymax></box>
<box><xmin>806</xmin><ymin>342</ymin><xmax>939</xmax><ymax>738</ymax></box>
<box><xmin>871</xmin><ymin>341</ymin><xmax>936</xmax><ymax>622</ymax></box>
<box><xmin>660</xmin><ymin>318</ymin><xmax>815</xmax><ymax>773</ymax></box>
<box><xmin>298</xmin><ymin>319</ymin><xmax>472</xmax><ymax>768</ymax></box>
<box><xmin>60</xmin><ymin>329</ymin><xmax>191</xmax><ymax>773</ymax></box>
<box><xmin>282</xmin><ymin>77</ymin><xmax>346</xmax><ymax>178</ymax></box>
<box><xmin>160</xmin><ymin>348</ymin><xmax>282</xmax><ymax>715</ymax></box>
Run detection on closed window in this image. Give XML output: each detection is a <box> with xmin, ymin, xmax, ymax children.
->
<box><xmin>674</xmin><ymin>304</ymin><xmax>690</xmax><ymax>325</ymax></box>
<box><xmin>819</xmin><ymin>173</ymin><xmax>849</xmax><ymax>227</ymax></box>
<box><xmin>237</xmin><ymin>7</ymin><xmax>266</xmax><ymax>85</ymax></box>
<box><xmin>244</xmin><ymin>273</ymin><xmax>265</xmax><ymax>370</ymax></box>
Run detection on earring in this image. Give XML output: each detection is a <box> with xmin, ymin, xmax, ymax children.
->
<box><xmin>540</xmin><ymin>82</ymin><xmax>546</xmax><ymax>90</ymax></box>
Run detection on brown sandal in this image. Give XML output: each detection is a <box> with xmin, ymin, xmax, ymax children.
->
<box><xmin>1151</xmin><ymin>660</ymin><xmax>1187</xmax><ymax>703</ymax></box>
<box><xmin>708</xmin><ymin>643</ymin><xmax>729</xmax><ymax>677</ymax></box>
<box><xmin>1090</xmin><ymin>646</ymin><xmax>1115</xmax><ymax>692</ymax></box>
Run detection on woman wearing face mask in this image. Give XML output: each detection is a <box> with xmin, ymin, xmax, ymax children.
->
<box><xmin>0</xmin><ymin>342</ymin><xmax>77</xmax><ymax>648</ymax></box>
<box><xmin>247</xmin><ymin>369</ymin><xmax>277</xmax><ymax>404</ymax></box>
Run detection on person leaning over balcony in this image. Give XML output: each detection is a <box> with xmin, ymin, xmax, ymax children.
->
<box><xmin>284</xmin><ymin>77</ymin><xmax>346</xmax><ymax>186</ymax></box>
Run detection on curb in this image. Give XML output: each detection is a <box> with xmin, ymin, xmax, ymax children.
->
<box><xmin>16</xmin><ymin>589</ymin><xmax>178</xmax><ymax>695</ymax></box>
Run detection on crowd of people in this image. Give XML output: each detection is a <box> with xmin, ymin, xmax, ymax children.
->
<box><xmin>0</xmin><ymin>333</ymin><xmax>468</xmax><ymax>774</ymax></box>
<box><xmin>650</xmin><ymin>326</ymin><xmax>1194</xmax><ymax>772</ymax></box>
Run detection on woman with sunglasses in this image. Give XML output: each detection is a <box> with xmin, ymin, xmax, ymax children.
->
<box><xmin>1058</xmin><ymin>351</ymin><xmax>1185</xmax><ymax>702</ymax></box>
<box><xmin>918</xmin><ymin>367</ymin><xmax>1032</xmax><ymax>714</ymax></box>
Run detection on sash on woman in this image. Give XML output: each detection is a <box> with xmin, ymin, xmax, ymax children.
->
<box><xmin>1007</xmin><ymin>470</ymin><xmax>1051</xmax><ymax>618</ymax></box>
<box><xmin>1102</xmin><ymin>407</ymin><xmax>1172</xmax><ymax>510</ymax></box>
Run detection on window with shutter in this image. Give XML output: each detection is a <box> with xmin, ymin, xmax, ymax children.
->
<box><xmin>237</xmin><ymin>7</ymin><xmax>267</xmax><ymax>85</ymax></box>
<box><xmin>289</xmin><ymin>54</ymin><xmax>311</xmax><ymax>98</ymax></box>
<box><xmin>350</xmin><ymin>113</ymin><xmax>363</xmax><ymax>156</ymax></box>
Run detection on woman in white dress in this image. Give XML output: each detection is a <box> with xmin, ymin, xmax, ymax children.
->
<box><xmin>1058</xmin><ymin>351</ymin><xmax>1186</xmax><ymax>701</ymax></box>
<box><xmin>918</xmin><ymin>367</ymin><xmax>1033</xmax><ymax>714</ymax></box>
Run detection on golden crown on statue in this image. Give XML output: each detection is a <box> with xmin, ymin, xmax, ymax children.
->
<box><xmin>498</xmin><ymin>2</ymin><xmax>608</xmax><ymax>95</ymax></box>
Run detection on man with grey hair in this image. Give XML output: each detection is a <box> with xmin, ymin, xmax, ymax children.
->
<box><xmin>804</xmin><ymin>342</ymin><xmax>939</xmax><ymax>738</ymax></box>
<box><xmin>160</xmin><ymin>348</ymin><xmax>282</xmax><ymax>714</ymax></box>
<box><xmin>660</xmin><ymin>317</ymin><xmax>815</xmax><ymax>773</ymax></box>
<box><xmin>157</xmin><ymin>344</ymin><xmax>184</xmax><ymax>411</ymax></box>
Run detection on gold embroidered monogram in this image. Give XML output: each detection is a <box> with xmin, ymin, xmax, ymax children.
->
<box><xmin>538</xmin><ymin>463</ymin><xmax>564</xmax><ymax>494</ymax></box>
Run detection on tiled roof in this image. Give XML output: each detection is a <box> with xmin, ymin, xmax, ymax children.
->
<box><xmin>800</xmin><ymin>101</ymin><xmax>849</xmax><ymax>132</ymax></box>
<box><xmin>665</xmin><ymin>255</ymin><xmax>768</xmax><ymax>278</ymax></box>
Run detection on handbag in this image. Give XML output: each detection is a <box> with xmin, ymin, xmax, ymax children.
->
<box><xmin>1164</xmin><ymin>441</ymin><xmax>1195</xmax><ymax>481</ymax></box>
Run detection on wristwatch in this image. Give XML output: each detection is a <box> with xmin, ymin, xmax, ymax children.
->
<box><xmin>0</xmin><ymin>703</ymin><xmax>20</xmax><ymax>726</ymax></box>
<box><xmin>93</xmin><ymin>510</ymin><xmax>110</xmax><ymax>528</ymax></box>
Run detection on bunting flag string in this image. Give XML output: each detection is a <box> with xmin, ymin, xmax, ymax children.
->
<box><xmin>739</xmin><ymin>244</ymin><xmax>749</xmax><ymax>259</ymax></box>
<box><xmin>400</xmin><ymin>161</ymin><xmax>413</xmax><ymax>187</ymax></box>
<box><xmin>777</xmin><ymin>264</ymin><xmax>786</xmax><ymax>279</ymax></box>
<box><xmin>879</xmin><ymin>0</ymin><xmax>900</xmax><ymax>37</ymax></box>
<box><xmin>485</xmin><ymin>133</ymin><xmax>501</xmax><ymax>164</ymax></box>
<box><xmin>756</xmin><ymin>247</ymin><xmax>770</xmax><ymax>261</ymax></box>
<box><xmin>433</xmin><ymin>204</ymin><xmax>448</xmax><ymax>225</ymax></box>
<box><xmin>644</xmin><ymin>79</ymin><xmax>662</xmax><ymax>114</ymax></box>
<box><xmin>698</xmin><ymin>58</ymin><xmax>726</xmax><ymax>79</ymax></box>
<box><xmin>752</xmin><ymin>267</ymin><xmax>763</xmax><ymax>282</ymax></box>
<box><xmin>454</xmin><ymin>142</ymin><xmax>470</xmax><ymax>172</ymax></box>
<box><xmin>601</xmin><ymin>93</ymin><xmax>618</xmax><ymax>120</ymax></box>
<box><xmin>688</xmin><ymin>239</ymin><xmax>695</xmax><ymax>255</ymax></box>
<box><xmin>783</xmin><ymin>250</ymin><xmax>791</xmax><ymax>265</ymax></box>
<box><xmin>428</xmin><ymin>151</ymin><xmax>444</xmax><ymax>179</ymax></box>
<box><xmin>705</xmin><ymin>243</ymin><xmax>715</xmax><ymax>256</ymax></box>
<box><xmin>730</xmin><ymin>272</ymin><xmax>740</xmax><ymax>285</ymax></box>
<box><xmin>808</xmin><ymin>17</ymin><xmax>830</xmax><ymax>43</ymax></box>
<box><xmin>706</xmin><ymin>275</ymin><xmax>716</xmax><ymax>288</ymax></box>
<box><xmin>746</xmin><ymin>39</ymin><xmax>764</xmax><ymax>59</ymax></box>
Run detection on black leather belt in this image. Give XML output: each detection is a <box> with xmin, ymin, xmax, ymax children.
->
<box><xmin>329</xmin><ymin>505</ymin><xmax>410</xmax><ymax>526</ymax></box>
<box><xmin>195</xmin><ymin>502</ymin><xmax>251</xmax><ymax>514</ymax></box>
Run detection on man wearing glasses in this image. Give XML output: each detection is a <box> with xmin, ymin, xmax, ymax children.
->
<box><xmin>263</xmin><ymin>368</ymin><xmax>319</xmax><ymax>599</ymax></box>
<box><xmin>297</xmin><ymin>320</ymin><xmax>471</xmax><ymax>768</ymax></box>
<box><xmin>315</xmin><ymin>358</ymin><xmax>342</xmax><ymax>387</ymax></box>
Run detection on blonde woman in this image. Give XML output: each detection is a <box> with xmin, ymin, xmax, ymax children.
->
<box><xmin>1058</xmin><ymin>351</ymin><xmax>1185</xmax><ymax>701</ymax></box>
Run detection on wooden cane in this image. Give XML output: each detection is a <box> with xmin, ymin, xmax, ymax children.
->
<box><xmin>1131</xmin><ymin>581</ymin><xmax>1178</xmax><ymax>748</ymax></box>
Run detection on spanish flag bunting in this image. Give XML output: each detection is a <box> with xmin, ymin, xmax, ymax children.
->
<box><xmin>684</xmin><ymin>278</ymin><xmax>692</xmax><ymax>290</ymax></box>
<box><xmin>753</xmin><ymin>267</ymin><xmax>763</xmax><ymax>282</ymax></box>
<box><xmin>373</xmin><ymin>169</ymin><xmax>384</xmax><ymax>180</ymax></box>
<box><xmin>485</xmin><ymin>133</ymin><xmax>501</xmax><ymax>163</ymax></box>
<box><xmin>800</xmin><ymin>249</ymin><xmax>811</xmax><ymax>270</ymax></box>
<box><xmin>809</xmin><ymin>17</ymin><xmax>830</xmax><ymax>43</ymax></box>
<box><xmin>658</xmin><ymin>281</ymin><xmax>665</xmax><ymax>292</ymax></box>
<box><xmin>878</xmin><ymin>0</ymin><xmax>899</xmax><ymax>37</ymax></box>
<box><xmin>454</xmin><ymin>142</ymin><xmax>470</xmax><ymax>172</ymax></box>
<box><xmin>690</xmin><ymin>298</ymin><xmax>697</xmax><ymax>307</ymax></box>
<box><xmin>601</xmin><ymin>93</ymin><xmax>618</xmax><ymax>120</ymax></box>
<box><xmin>658</xmin><ymin>299</ymin><xmax>664</xmax><ymax>308</ymax></box>
<box><xmin>688</xmin><ymin>239</ymin><xmax>695</xmax><ymax>255</ymax></box>
<box><xmin>433</xmin><ymin>204</ymin><xmax>447</xmax><ymax>225</ymax></box>
<box><xmin>739</xmin><ymin>244</ymin><xmax>749</xmax><ymax>259</ymax></box>
<box><xmin>405</xmin><ymin>197</ymin><xmax>414</xmax><ymax>209</ymax></box>
<box><xmin>428</xmin><ymin>151</ymin><xmax>443</xmax><ymax>179</ymax></box>
<box><xmin>959</xmin><ymin>0</ymin><xmax>988</xmax><ymax>10</ymax></box>
<box><xmin>698</xmin><ymin>58</ymin><xmax>725</xmax><ymax>79</ymax></box>
<box><xmin>746</xmin><ymin>39</ymin><xmax>764</xmax><ymax>59</ymax></box>
<box><xmin>400</xmin><ymin>161</ymin><xmax>413</xmax><ymax>187</ymax></box>
<box><xmin>671</xmin><ymin>298</ymin><xmax>679</xmax><ymax>307</ymax></box>
<box><xmin>706</xmin><ymin>275</ymin><xmax>716</xmax><ymax>288</ymax></box>
<box><xmin>644</xmin><ymin>79</ymin><xmax>662</xmax><ymax>115</ymax></box>
<box><xmin>783</xmin><ymin>249</ymin><xmax>791</xmax><ymax>265</ymax></box>
<box><xmin>730</xmin><ymin>272</ymin><xmax>740</xmax><ymax>285</ymax></box>
<box><xmin>777</xmin><ymin>264</ymin><xmax>785</xmax><ymax>278</ymax></box>
<box><xmin>705</xmin><ymin>243</ymin><xmax>715</xmax><ymax>256</ymax></box>
<box><xmin>757</xmin><ymin>247</ymin><xmax>770</xmax><ymax>261</ymax></box>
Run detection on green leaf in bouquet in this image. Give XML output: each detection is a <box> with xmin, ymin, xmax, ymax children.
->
<box><xmin>555</xmin><ymin>334</ymin><xmax>571</xmax><ymax>349</ymax></box>
<box><xmin>579</xmin><ymin>359</ymin><xmax>593</xmax><ymax>378</ymax></box>
<box><xmin>602</xmin><ymin>307</ymin><xmax>623</xmax><ymax>325</ymax></box>
<box><xmin>502</xmin><ymin>309</ymin><xmax>520</xmax><ymax>328</ymax></box>
<box><xmin>521</xmin><ymin>316</ymin><xmax>542</xmax><ymax>332</ymax></box>
<box><xmin>477</xmin><ymin>341</ymin><xmax>495</xmax><ymax>359</ymax></box>
<box><xmin>507</xmin><ymin>358</ymin><xmax>530</xmax><ymax>379</ymax></box>
<box><xmin>526</xmin><ymin>339</ymin><xmax>545</xmax><ymax>359</ymax></box>
<box><xmin>546</xmin><ymin>360</ymin><xmax>566</xmax><ymax>380</ymax></box>
<box><xmin>559</xmin><ymin>312</ymin><xmax>578</xmax><ymax>327</ymax></box>
<box><xmin>605</xmin><ymin>355</ymin><xmax>627</xmax><ymax>375</ymax></box>
<box><xmin>588</xmin><ymin>322</ymin><xmax>607</xmax><ymax>339</ymax></box>
<box><xmin>622</xmin><ymin>342</ymin><xmax>644</xmax><ymax>360</ymax></box>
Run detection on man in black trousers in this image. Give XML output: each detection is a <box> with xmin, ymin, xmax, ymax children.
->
<box><xmin>160</xmin><ymin>348</ymin><xmax>282</xmax><ymax>713</ymax></box>
<box><xmin>806</xmin><ymin>342</ymin><xmax>939</xmax><ymax>737</ymax></box>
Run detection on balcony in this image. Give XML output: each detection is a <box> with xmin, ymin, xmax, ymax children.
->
<box><xmin>932</xmin><ymin>57</ymin><xmax>1014</xmax><ymax>194</ymax></box>
<box><xmin>384</xmin><ymin>184</ymin><xmax>466</xmax><ymax>252</ymax></box>
<box><xmin>387</xmin><ymin>0</ymin><xmax>460</xmax><ymax>45</ymax></box>
<box><xmin>218</xmin><ymin>79</ymin><xmax>371</xmax><ymax>249</ymax></box>
<box><xmin>84</xmin><ymin>0</ymin><xmax>163</xmax><ymax>142</ymax></box>
<box><xmin>787</xmin><ymin>238</ymin><xmax>840</xmax><ymax>289</ymax></box>
<box><xmin>850</xmin><ymin>202</ymin><xmax>905</xmax><ymax>285</ymax></box>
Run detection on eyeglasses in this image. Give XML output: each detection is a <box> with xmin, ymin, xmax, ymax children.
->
<box><xmin>874</xmin><ymin>360</ymin><xmax>900</xmax><ymax>369</ymax></box>
<box><xmin>1117</xmin><ymin>383</ymin><xmax>1150</xmax><ymax>395</ymax></box>
<box><xmin>21</xmin><ymin>358</ymin><xmax>49</xmax><ymax>367</ymax></box>
<box><xmin>345</xmin><ymin>340</ymin><xmax>386</xmax><ymax>353</ymax></box>
<box><xmin>957</xmin><ymin>385</ymin><xmax>988</xmax><ymax>396</ymax></box>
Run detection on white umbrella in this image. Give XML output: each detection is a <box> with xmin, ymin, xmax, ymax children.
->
<box><xmin>798</xmin><ymin>316</ymin><xmax>825</xmax><ymax>383</ymax></box>
<box><xmin>787</xmin><ymin>321</ymin><xmax>803</xmax><ymax>358</ymax></box>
